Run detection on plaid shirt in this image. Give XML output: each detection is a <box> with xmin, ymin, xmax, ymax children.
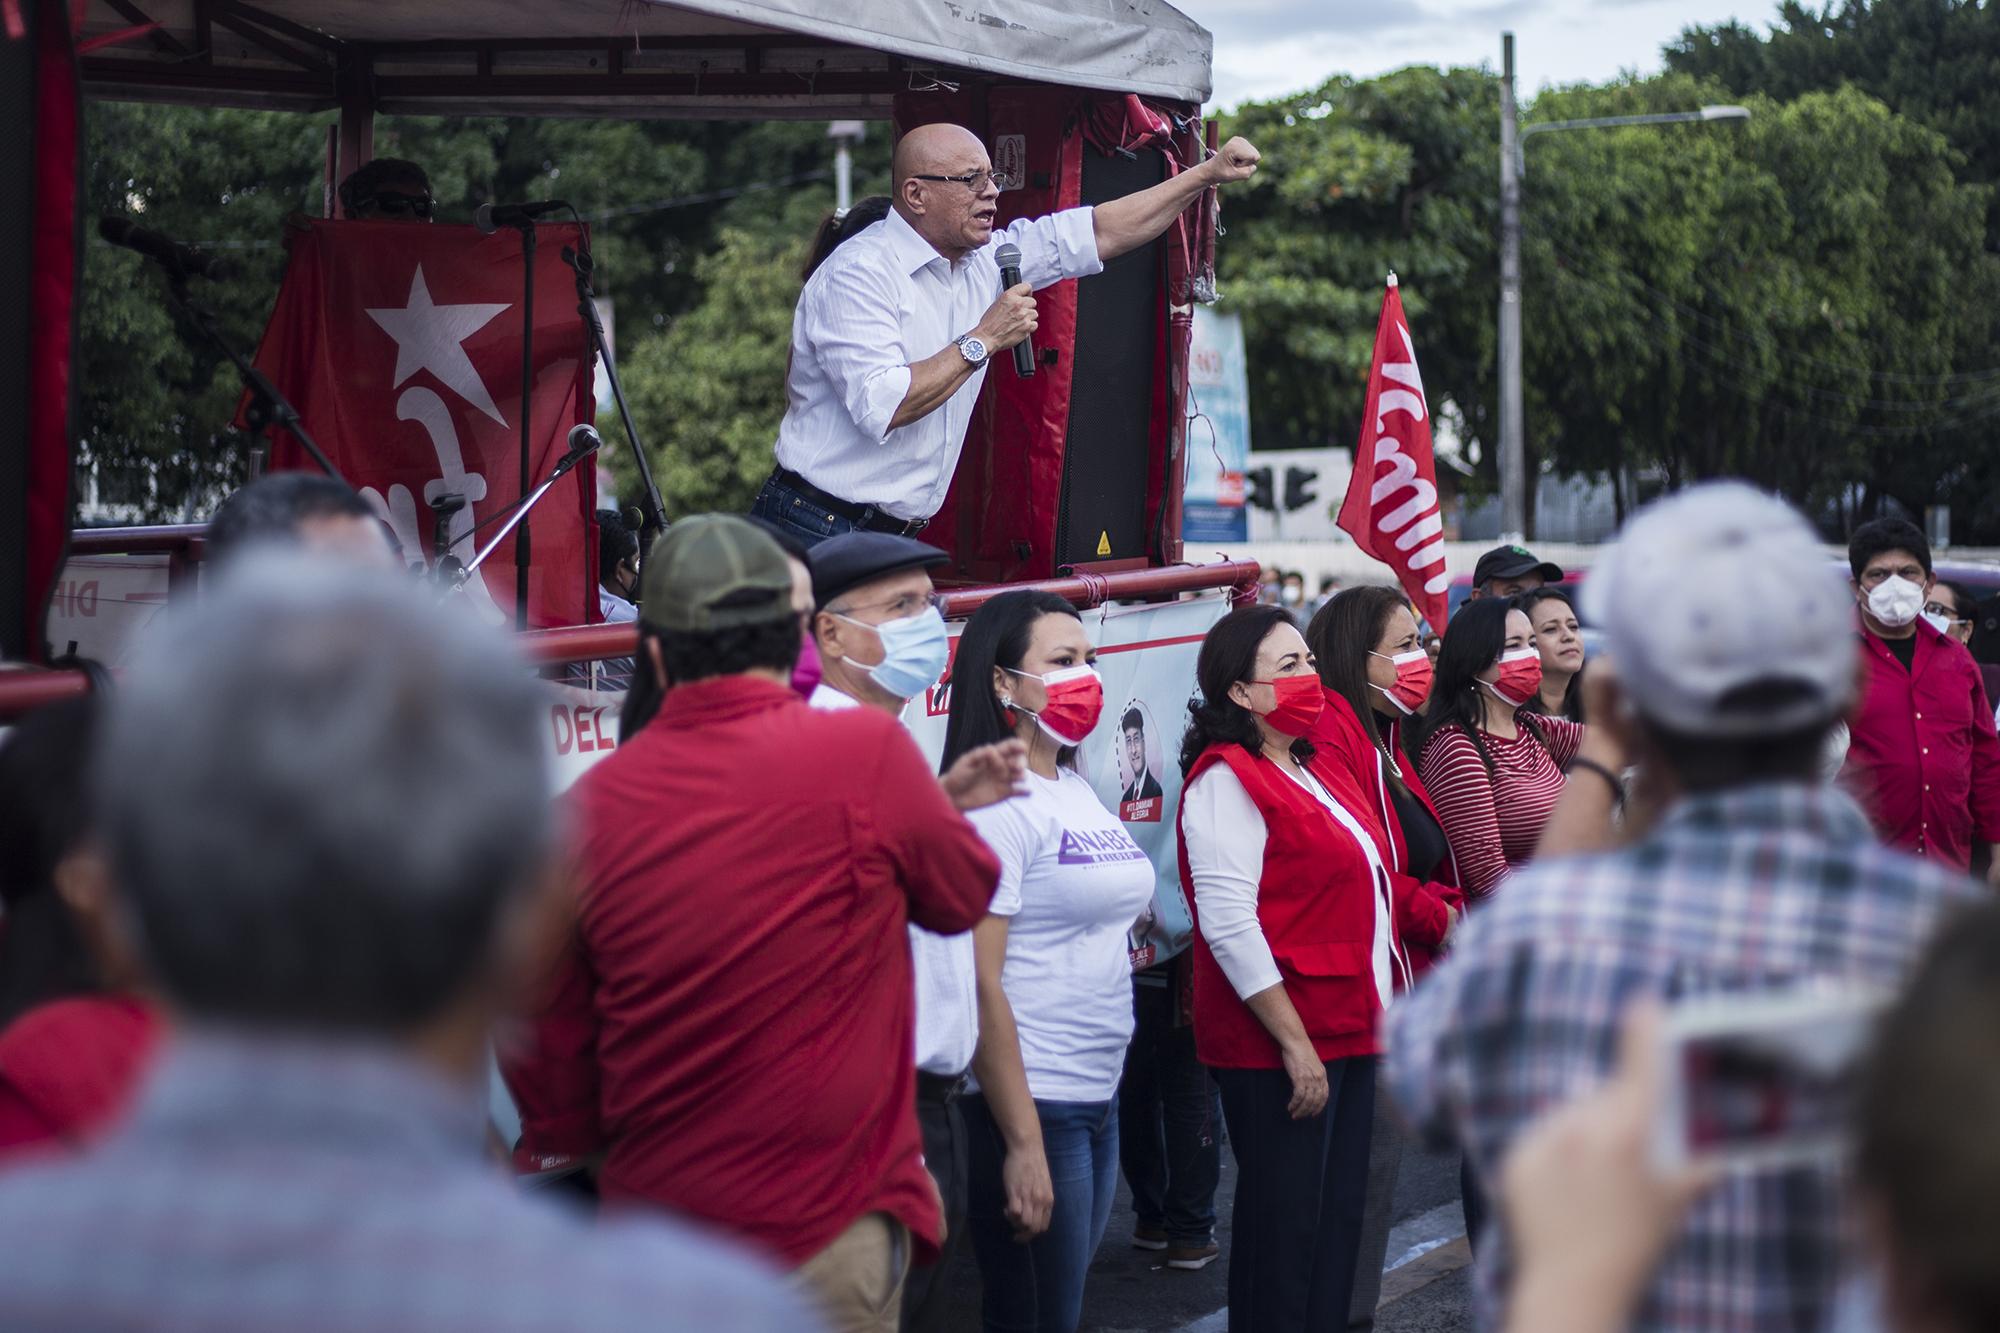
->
<box><xmin>0</xmin><ymin>1033</ymin><xmax>815</xmax><ymax>1332</ymax></box>
<box><xmin>1385</xmin><ymin>782</ymin><xmax>1975</xmax><ymax>1333</ymax></box>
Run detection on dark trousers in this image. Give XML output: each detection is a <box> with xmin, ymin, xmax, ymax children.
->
<box><xmin>1118</xmin><ymin>972</ymin><xmax>1223</xmax><ymax>1245</ymax></box>
<box><xmin>963</xmin><ymin>1094</ymin><xmax>1119</xmax><ymax>1333</ymax></box>
<box><xmin>1347</xmin><ymin>1075</ymin><xmax>1405</xmax><ymax>1330</ymax></box>
<box><xmin>901</xmin><ymin>1082</ymin><xmax>969</xmax><ymax>1333</ymax></box>
<box><xmin>1460</xmin><ymin>1155</ymin><xmax>1487</xmax><ymax>1256</ymax></box>
<box><xmin>1213</xmin><ymin>1056</ymin><xmax>1377</xmax><ymax>1333</ymax></box>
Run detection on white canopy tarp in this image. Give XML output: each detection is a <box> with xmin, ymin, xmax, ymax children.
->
<box><xmin>657</xmin><ymin>0</ymin><xmax>1212</xmax><ymax>103</ymax></box>
<box><xmin>80</xmin><ymin>0</ymin><xmax>1213</xmax><ymax>111</ymax></box>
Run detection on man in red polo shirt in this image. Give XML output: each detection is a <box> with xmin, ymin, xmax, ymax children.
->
<box><xmin>502</xmin><ymin>515</ymin><xmax>1001</xmax><ymax>1332</ymax></box>
<box><xmin>1841</xmin><ymin>516</ymin><xmax>2000</xmax><ymax>880</ymax></box>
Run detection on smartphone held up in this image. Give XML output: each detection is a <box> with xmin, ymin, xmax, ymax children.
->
<box><xmin>1654</xmin><ymin>984</ymin><xmax>1888</xmax><ymax>1173</ymax></box>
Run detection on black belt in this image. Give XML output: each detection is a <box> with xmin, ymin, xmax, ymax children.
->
<box><xmin>769</xmin><ymin>467</ymin><xmax>930</xmax><ymax>537</ymax></box>
<box><xmin>916</xmin><ymin>1070</ymin><xmax>969</xmax><ymax>1105</ymax></box>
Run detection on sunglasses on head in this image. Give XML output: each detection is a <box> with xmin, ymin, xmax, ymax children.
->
<box><xmin>356</xmin><ymin>193</ymin><xmax>435</xmax><ymax>219</ymax></box>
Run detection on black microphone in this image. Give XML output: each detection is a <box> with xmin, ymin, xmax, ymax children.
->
<box><xmin>98</xmin><ymin>216</ymin><xmax>233</xmax><ymax>281</ymax></box>
<box><xmin>993</xmin><ymin>242</ymin><xmax>1034</xmax><ymax>378</ymax></box>
<box><xmin>475</xmin><ymin>200</ymin><xmax>571</xmax><ymax>234</ymax></box>
<box><xmin>552</xmin><ymin>423</ymin><xmax>603</xmax><ymax>479</ymax></box>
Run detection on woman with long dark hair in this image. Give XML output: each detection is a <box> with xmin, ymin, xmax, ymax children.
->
<box><xmin>1302</xmin><ymin>586</ymin><xmax>1463</xmax><ymax>1327</ymax></box>
<box><xmin>1414</xmin><ymin>597</ymin><xmax>1585</xmax><ymax>900</ymax></box>
<box><xmin>0</xmin><ymin>698</ymin><xmax>160</xmax><ymax>1159</ymax></box>
<box><xmin>1177</xmin><ymin>605</ymin><xmax>1400</xmax><ymax>1332</ymax></box>
<box><xmin>943</xmin><ymin>590</ymin><xmax>1155</xmax><ymax>1333</ymax></box>
<box><xmin>800</xmin><ymin>195</ymin><xmax>892</xmax><ymax>282</ymax></box>
<box><xmin>1515</xmin><ymin>586</ymin><xmax>1586</xmax><ymax>722</ymax></box>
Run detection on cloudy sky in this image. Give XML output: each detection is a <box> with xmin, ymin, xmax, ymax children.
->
<box><xmin>1170</xmin><ymin>0</ymin><xmax>1774</xmax><ymax>110</ymax></box>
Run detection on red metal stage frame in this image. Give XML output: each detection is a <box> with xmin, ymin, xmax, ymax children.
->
<box><xmin>0</xmin><ymin>545</ymin><xmax>1259</xmax><ymax>720</ymax></box>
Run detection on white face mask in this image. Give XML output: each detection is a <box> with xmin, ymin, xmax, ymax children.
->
<box><xmin>1921</xmin><ymin>610</ymin><xmax>1953</xmax><ymax>636</ymax></box>
<box><xmin>1866</xmin><ymin>575</ymin><xmax>1925</xmax><ymax>629</ymax></box>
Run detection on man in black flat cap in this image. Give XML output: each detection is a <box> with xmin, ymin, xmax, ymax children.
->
<box><xmin>1469</xmin><ymin>543</ymin><xmax>1565</xmax><ymax>601</ymax></box>
<box><xmin>805</xmin><ymin>530</ymin><xmax>1026</xmax><ymax>1333</ymax></box>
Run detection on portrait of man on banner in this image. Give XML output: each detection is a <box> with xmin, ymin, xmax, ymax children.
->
<box><xmin>1116</xmin><ymin>698</ymin><xmax>1165</xmax><ymax>823</ymax></box>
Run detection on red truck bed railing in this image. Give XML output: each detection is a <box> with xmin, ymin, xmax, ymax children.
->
<box><xmin>2</xmin><ymin>541</ymin><xmax>1259</xmax><ymax>720</ymax></box>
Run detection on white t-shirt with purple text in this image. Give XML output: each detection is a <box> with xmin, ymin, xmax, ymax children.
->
<box><xmin>968</xmin><ymin>767</ymin><xmax>1157</xmax><ymax>1103</ymax></box>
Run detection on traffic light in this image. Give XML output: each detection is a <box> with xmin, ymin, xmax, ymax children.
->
<box><xmin>1282</xmin><ymin>465</ymin><xmax>1319</xmax><ymax>514</ymax></box>
<box><xmin>1245</xmin><ymin>466</ymin><xmax>1274</xmax><ymax>512</ymax></box>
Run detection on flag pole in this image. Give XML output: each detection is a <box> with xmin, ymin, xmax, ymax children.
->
<box><xmin>515</xmin><ymin>224</ymin><xmax>537</xmax><ymax>632</ymax></box>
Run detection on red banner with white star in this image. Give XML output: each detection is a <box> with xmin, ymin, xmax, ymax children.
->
<box><xmin>245</xmin><ymin>219</ymin><xmax>597</xmax><ymax>628</ymax></box>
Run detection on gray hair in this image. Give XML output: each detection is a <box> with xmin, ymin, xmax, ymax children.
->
<box><xmin>95</xmin><ymin>559</ymin><xmax>552</xmax><ymax>1031</ymax></box>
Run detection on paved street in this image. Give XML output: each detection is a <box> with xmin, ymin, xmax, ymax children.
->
<box><xmin>935</xmin><ymin>1118</ymin><xmax>1473</xmax><ymax>1332</ymax></box>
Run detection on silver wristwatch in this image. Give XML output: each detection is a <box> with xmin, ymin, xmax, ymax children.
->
<box><xmin>954</xmin><ymin>333</ymin><xmax>990</xmax><ymax>366</ymax></box>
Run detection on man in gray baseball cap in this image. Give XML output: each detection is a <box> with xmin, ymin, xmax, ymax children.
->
<box><xmin>1385</xmin><ymin>483</ymin><xmax>1975</xmax><ymax>1333</ymax></box>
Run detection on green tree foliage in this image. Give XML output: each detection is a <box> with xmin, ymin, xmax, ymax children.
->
<box><xmin>1668</xmin><ymin>2</ymin><xmax>2000</xmax><ymax>209</ymax></box>
<box><xmin>1215</xmin><ymin>68</ymin><xmax>1499</xmax><ymax>466</ymax></box>
<box><xmin>1520</xmin><ymin>77</ymin><xmax>1997</xmax><ymax>523</ymax></box>
<box><xmin>1216</xmin><ymin>62</ymin><xmax>2000</xmax><ymax>536</ymax></box>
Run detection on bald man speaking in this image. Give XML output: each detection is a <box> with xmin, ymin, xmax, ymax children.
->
<box><xmin>752</xmin><ymin>122</ymin><xmax>1261</xmax><ymax>546</ymax></box>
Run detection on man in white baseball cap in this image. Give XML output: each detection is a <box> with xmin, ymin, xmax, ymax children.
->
<box><xmin>1385</xmin><ymin>482</ymin><xmax>1976</xmax><ymax>1333</ymax></box>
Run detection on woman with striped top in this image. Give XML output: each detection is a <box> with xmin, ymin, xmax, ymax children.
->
<box><xmin>1415</xmin><ymin>598</ymin><xmax>1586</xmax><ymax>900</ymax></box>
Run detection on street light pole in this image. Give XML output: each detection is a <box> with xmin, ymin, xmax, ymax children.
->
<box><xmin>1493</xmin><ymin>31</ymin><xmax>1748</xmax><ymax>540</ymax></box>
<box><xmin>1498</xmin><ymin>33</ymin><xmax>1526</xmax><ymax>542</ymax></box>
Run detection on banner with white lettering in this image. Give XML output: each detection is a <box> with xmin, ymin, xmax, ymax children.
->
<box><xmin>1336</xmin><ymin>272</ymin><xmax>1449</xmax><ymax>630</ymax></box>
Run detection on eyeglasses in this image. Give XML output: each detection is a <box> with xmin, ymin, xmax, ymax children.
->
<box><xmin>827</xmin><ymin>590</ymin><xmax>947</xmax><ymax>622</ymax></box>
<box><xmin>355</xmin><ymin>193</ymin><xmax>436</xmax><ymax>220</ymax></box>
<box><xmin>1924</xmin><ymin>602</ymin><xmax>1970</xmax><ymax>625</ymax></box>
<box><xmin>911</xmin><ymin>169</ymin><xmax>1017</xmax><ymax>192</ymax></box>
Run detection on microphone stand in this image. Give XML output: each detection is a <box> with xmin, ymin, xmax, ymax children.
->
<box><xmin>478</xmin><ymin>218</ymin><xmax>543</xmax><ymax>629</ymax></box>
<box><xmin>562</xmin><ymin>240</ymin><xmax>667</xmax><ymax>553</ymax></box>
<box><xmin>161</xmin><ymin>272</ymin><xmax>351</xmax><ymax>489</ymax></box>
<box><xmin>452</xmin><ymin>435</ymin><xmax>602</xmax><ymax>596</ymax></box>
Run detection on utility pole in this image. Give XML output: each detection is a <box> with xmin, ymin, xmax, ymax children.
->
<box><xmin>828</xmin><ymin>121</ymin><xmax>865</xmax><ymax>212</ymax></box>
<box><xmin>1497</xmin><ymin>32</ymin><xmax>1527</xmax><ymax>543</ymax></box>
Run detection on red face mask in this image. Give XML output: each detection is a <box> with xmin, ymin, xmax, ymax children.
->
<box><xmin>1252</xmin><ymin>673</ymin><xmax>1325</xmax><ymax>737</ymax></box>
<box><xmin>1482</xmin><ymin>646</ymin><xmax>1544</xmax><ymax>708</ymax></box>
<box><xmin>1369</xmin><ymin>648</ymin><xmax>1433</xmax><ymax>716</ymax></box>
<box><xmin>1011</xmin><ymin>664</ymin><xmax>1104</xmax><ymax>745</ymax></box>
<box><xmin>790</xmin><ymin>633</ymin><xmax>823</xmax><ymax>699</ymax></box>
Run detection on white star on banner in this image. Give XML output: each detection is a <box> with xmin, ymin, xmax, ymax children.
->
<box><xmin>365</xmin><ymin>267</ymin><xmax>511</xmax><ymax>426</ymax></box>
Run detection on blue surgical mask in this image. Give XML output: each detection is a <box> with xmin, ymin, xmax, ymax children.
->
<box><xmin>835</xmin><ymin>605</ymin><xmax>950</xmax><ymax>701</ymax></box>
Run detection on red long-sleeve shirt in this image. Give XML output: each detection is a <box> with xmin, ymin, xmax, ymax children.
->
<box><xmin>0</xmin><ymin>994</ymin><xmax>159</xmax><ymax>1164</ymax></box>
<box><xmin>500</xmin><ymin>675</ymin><xmax>999</xmax><ymax>1267</ymax></box>
<box><xmin>1844</xmin><ymin>623</ymin><xmax>2000</xmax><ymax>870</ymax></box>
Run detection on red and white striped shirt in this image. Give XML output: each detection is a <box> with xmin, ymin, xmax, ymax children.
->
<box><xmin>1417</xmin><ymin>716</ymin><xmax>1584</xmax><ymax>898</ymax></box>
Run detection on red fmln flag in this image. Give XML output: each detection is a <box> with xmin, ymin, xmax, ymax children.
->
<box><xmin>1337</xmin><ymin>274</ymin><xmax>1449</xmax><ymax>630</ymax></box>
<box><xmin>245</xmin><ymin>219</ymin><xmax>597</xmax><ymax>628</ymax></box>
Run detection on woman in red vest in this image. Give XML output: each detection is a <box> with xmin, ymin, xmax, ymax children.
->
<box><xmin>1302</xmin><ymin>586</ymin><xmax>1463</xmax><ymax>1327</ymax></box>
<box><xmin>1176</xmin><ymin>605</ymin><xmax>1403</xmax><ymax>1333</ymax></box>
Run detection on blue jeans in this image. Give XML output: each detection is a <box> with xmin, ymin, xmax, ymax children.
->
<box><xmin>749</xmin><ymin>473</ymin><xmax>859</xmax><ymax>548</ymax></box>
<box><xmin>962</xmin><ymin>1093</ymin><xmax>1119</xmax><ymax>1333</ymax></box>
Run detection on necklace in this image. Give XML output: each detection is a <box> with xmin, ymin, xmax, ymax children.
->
<box><xmin>1377</xmin><ymin>742</ymin><xmax>1404</xmax><ymax>780</ymax></box>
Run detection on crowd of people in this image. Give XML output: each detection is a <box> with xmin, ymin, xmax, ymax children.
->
<box><xmin>7</xmin><ymin>117</ymin><xmax>2000</xmax><ymax>1333</ymax></box>
<box><xmin>5</xmin><ymin>471</ymin><xmax>1999</xmax><ymax>1333</ymax></box>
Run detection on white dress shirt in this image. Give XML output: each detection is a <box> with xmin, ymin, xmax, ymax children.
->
<box><xmin>774</xmin><ymin>206</ymin><xmax>1103</xmax><ymax>521</ymax></box>
<box><xmin>808</xmin><ymin>681</ymin><xmax>978</xmax><ymax>1076</ymax></box>
<box><xmin>1182</xmin><ymin>762</ymin><xmax>1401</xmax><ymax>1009</ymax></box>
